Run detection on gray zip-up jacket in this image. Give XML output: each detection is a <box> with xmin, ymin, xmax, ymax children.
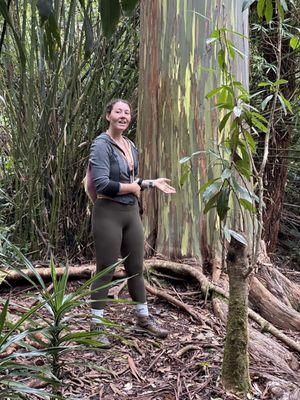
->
<box><xmin>89</xmin><ymin>133</ymin><xmax>139</xmax><ymax>205</ymax></box>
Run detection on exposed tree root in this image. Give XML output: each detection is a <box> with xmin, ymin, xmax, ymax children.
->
<box><xmin>256</xmin><ymin>264</ymin><xmax>300</xmax><ymax>311</ymax></box>
<box><xmin>3</xmin><ymin>259</ymin><xmax>300</xmax><ymax>354</ymax></box>
<box><xmin>144</xmin><ymin>280</ymin><xmax>204</xmax><ymax>324</ymax></box>
<box><xmin>249</xmin><ymin>276</ymin><xmax>300</xmax><ymax>331</ymax></box>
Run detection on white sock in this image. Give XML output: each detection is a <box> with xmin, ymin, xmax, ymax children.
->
<box><xmin>135</xmin><ymin>302</ymin><xmax>149</xmax><ymax>317</ymax></box>
<box><xmin>91</xmin><ymin>308</ymin><xmax>104</xmax><ymax>324</ymax></box>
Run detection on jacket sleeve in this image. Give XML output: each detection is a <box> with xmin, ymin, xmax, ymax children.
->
<box><xmin>89</xmin><ymin>139</ymin><xmax>120</xmax><ymax>196</ymax></box>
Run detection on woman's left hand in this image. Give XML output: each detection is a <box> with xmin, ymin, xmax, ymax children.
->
<box><xmin>154</xmin><ymin>178</ymin><xmax>176</xmax><ymax>194</ymax></box>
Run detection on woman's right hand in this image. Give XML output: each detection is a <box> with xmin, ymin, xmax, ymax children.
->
<box><xmin>131</xmin><ymin>182</ymin><xmax>141</xmax><ymax>198</ymax></box>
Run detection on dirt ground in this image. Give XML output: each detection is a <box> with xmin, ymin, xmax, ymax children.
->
<box><xmin>4</xmin><ymin>274</ymin><xmax>299</xmax><ymax>400</ymax></box>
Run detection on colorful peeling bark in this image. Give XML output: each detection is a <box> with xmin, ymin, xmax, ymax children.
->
<box><xmin>137</xmin><ymin>0</ymin><xmax>249</xmax><ymax>261</ymax></box>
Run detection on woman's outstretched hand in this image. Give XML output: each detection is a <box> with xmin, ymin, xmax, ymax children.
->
<box><xmin>154</xmin><ymin>178</ymin><xmax>176</xmax><ymax>194</ymax></box>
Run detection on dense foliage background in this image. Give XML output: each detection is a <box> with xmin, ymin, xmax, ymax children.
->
<box><xmin>0</xmin><ymin>3</ymin><xmax>140</xmax><ymax>260</ymax></box>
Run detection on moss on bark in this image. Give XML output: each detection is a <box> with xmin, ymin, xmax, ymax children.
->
<box><xmin>221</xmin><ymin>237</ymin><xmax>251</xmax><ymax>394</ymax></box>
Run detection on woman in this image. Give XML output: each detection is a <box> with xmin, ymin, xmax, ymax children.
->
<box><xmin>88</xmin><ymin>99</ymin><xmax>176</xmax><ymax>346</ymax></box>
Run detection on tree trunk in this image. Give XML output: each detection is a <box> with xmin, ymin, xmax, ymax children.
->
<box><xmin>137</xmin><ymin>0</ymin><xmax>249</xmax><ymax>260</ymax></box>
<box><xmin>221</xmin><ymin>238</ymin><xmax>251</xmax><ymax>393</ymax></box>
<box><xmin>250</xmin><ymin>11</ymin><xmax>297</xmax><ymax>253</ymax></box>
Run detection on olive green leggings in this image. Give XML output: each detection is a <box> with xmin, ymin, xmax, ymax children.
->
<box><xmin>91</xmin><ymin>199</ymin><xmax>146</xmax><ymax>309</ymax></box>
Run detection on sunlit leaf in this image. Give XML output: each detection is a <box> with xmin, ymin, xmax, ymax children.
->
<box><xmin>251</xmin><ymin>116</ymin><xmax>268</xmax><ymax>133</ymax></box>
<box><xmin>202</xmin><ymin>181</ymin><xmax>222</xmax><ymax>203</ymax></box>
<box><xmin>290</xmin><ymin>36</ymin><xmax>300</xmax><ymax>50</ymax></box>
<box><xmin>205</xmin><ymin>87</ymin><xmax>223</xmax><ymax>99</ymax></box>
<box><xmin>257</xmin><ymin>0</ymin><xmax>266</xmax><ymax>18</ymax></box>
<box><xmin>233</xmin><ymin>106</ymin><xmax>242</xmax><ymax>117</ymax></box>
<box><xmin>199</xmin><ymin>179</ymin><xmax>219</xmax><ymax>195</ymax></box>
<box><xmin>258</xmin><ymin>81</ymin><xmax>271</xmax><ymax>87</ymax></box>
<box><xmin>221</xmin><ymin>168</ymin><xmax>232</xmax><ymax>181</ymax></box>
<box><xmin>273</xmin><ymin>79</ymin><xmax>288</xmax><ymax>86</ymax></box>
<box><xmin>264</xmin><ymin>0</ymin><xmax>273</xmax><ymax>22</ymax></box>
<box><xmin>239</xmin><ymin>199</ymin><xmax>256</xmax><ymax>212</ymax></box>
<box><xmin>261</xmin><ymin>94</ymin><xmax>273</xmax><ymax>110</ymax></box>
<box><xmin>279</xmin><ymin>0</ymin><xmax>288</xmax><ymax>11</ymax></box>
<box><xmin>278</xmin><ymin>94</ymin><xmax>287</xmax><ymax>115</ymax></box>
<box><xmin>225</xmin><ymin>228</ymin><xmax>248</xmax><ymax>245</ymax></box>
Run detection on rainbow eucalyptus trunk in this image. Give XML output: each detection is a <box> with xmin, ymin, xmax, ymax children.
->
<box><xmin>137</xmin><ymin>0</ymin><xmax>249</xmax><ymax>262</ymax></box>
<box><xmin>137</xmin><ymin>1</ymin><xmax>251</xmax><ymax>394</ymax></box>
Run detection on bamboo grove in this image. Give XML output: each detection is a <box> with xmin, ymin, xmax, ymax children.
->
<box><xmin>0</xmin><ymin>1</ymin><xmax>140</xmax><ymax>259</ymax></box>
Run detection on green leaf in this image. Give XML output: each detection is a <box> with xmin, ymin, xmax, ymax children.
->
<box><xmin>204</xmin><ymin>193</ymin><xmax>219</xmax><ymax>214</ymax></box>
<box><xmin>235</xmin><ymin>146</ymin><xmax>251</xmax><ymax>180</ymax></box>
<box><xmin>180</xmin><ymin>164</ymin><xmax>190</xmax><ymax>187</ymax></box>
<box><xmin>179</xmin><ymin>156</ymin><xmax>191</xmax><ymax>164</ymax></box>
<box><xmin>275</xmin><ymin>0</ymin><xmax>285</xmax><ymax>18</ymax></box>
<box><xmin>226</xmin><ymin>229</ymin><xmax>248</xmax><ymax>245</ymax></box>
<box><xmin>227</xmin><ymin>41</ymin><xmax>235</xmax><ymax>59</ymax></box>
<box><xmin>242</xmin><ymin>130</ymin><xmax>256</xmax><ymax>152</ymax></box>
<box><xmin>257</xmin><ymin>0</ymin><xmax>266</xmax><ymax>18</ymax></box>
<box><xmin>100</xmin><ymin>0</ymin><xmax>121</xmax><ymax>39</ymax></box>
<box><xmin>278</xmin><ymin>95</ymin><xmax>287</xmax><ymax>115</ymax></box>
<box><xmin>251</xmin><ymin>116</ymin><xmax>268</xmax><ymax>133</ymax></box>
<box><xmin>239</xmin><ymin>199</ymin><xmax>256</xmax><ymax>212</ymax></box>
<box><xmin>281</xmin><ymin>95</ymin><xmax>293</xmax><ymax>113</ymax></box>
<box><xmin>205</xmin><ymin>87</ymin><xmax>223</xmax><ymax>99</ymax></box>
<box><xmin>221</xmin><ymin>169</ymin><xmax>232</xmax><ymax>181</ymax></box>
<box><xmin>279</xmin><ymin>0</ymin><xmax>288</xmax><ymax>11</ymax></box>
<box><xmin>199</xmin><ymin>179</ymin><xmax>219</xmax><ymax>195</ymax></box>
<box><xmin>217</xmin><ymin>49</ymin><xmax>226</xmax><ymax>71</ymax></box>
<box><xmin>206</xmin><ymin>37</ymin><xmax>218</xmax><ymax>45</ymax></box>
<box><xmin>258</xmin><ymin>81</ymin><xmax>271</xmax><ymax>87</ymax></box>
<box><xmin>264</xmin><ymin>0</ymin><xmax>273</xmax><ymax>22</ymax></box>
<box><xmin>232</xmin><ymin>178</ymin><xmax>258</xmax><ymax>203</ymax></box>
<box><xmin>217</xmin><ymin>188</ymin><xmax>230</xmax><ymax>220</ymax></box>
<box><xmin>179</xmin><ymin>151</ymin><xmax>204</xmax><ymax>164</ymax></box>
<box><xmin>121</xmin><ymin>0</ymin><xmax>138</xmax><ymax>16</ymax></box>
<box><xmin>290</xmin><ymin>36</ymin><xmax>300</xmax><ymax>50</ymax></box>
<box><xmin>219</xmin><ymin>112</ymin><xmax>232</xmax><ymax>132</ymax></box>
<box><xmin>261</xmin><ymin>94</ymin><xmax>273</xmax><ymax>110</ymax></box>
<box><xmin>242</xmin><ymin>0</ymin><xmax>256</xmax><ymax>11</ymax></box>
<box><xmin>202</xmin><ymin>181</ymin><xmax>222</xmax><ymax>203</ymax></box>
<box><xmin>273</xmin><ymin>79</ymin><xmax>288</xmax><ymax>86</ymax></box>
<box><xmin>251</xmin><ymin>111</ymin><xmax>268</xmax><ymax>123</ymax></box>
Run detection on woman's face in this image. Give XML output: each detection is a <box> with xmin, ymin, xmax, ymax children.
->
<box><xmin>106</xmin><ymin>101</ymin><xmax>131</xmax><ymax>132</ymax></box>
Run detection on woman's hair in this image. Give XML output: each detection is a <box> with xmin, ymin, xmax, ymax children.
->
<box><xmin>105</xmin><ymin>98</ymin><xmax>132</xmax><ymax>115</ymax></box>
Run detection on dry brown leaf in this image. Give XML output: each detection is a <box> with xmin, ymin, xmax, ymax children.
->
<box><xmin>109</xmin><ymin>383</ymin><xmax>124</xmax><ymax>396</ymax></box>
<box><xmin>127</xmin><ymin>355</ymin><xmax>143</xmax><ymax>382</ymax></box>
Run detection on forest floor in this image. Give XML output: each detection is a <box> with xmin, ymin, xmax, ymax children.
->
<box><xmin>4</xmin><ymin>265</ymin><xmax>300</xmax><ymax>400</ymax></box>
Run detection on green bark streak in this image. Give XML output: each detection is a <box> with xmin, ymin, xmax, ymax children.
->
<box><xmin>138</xmin><ymin>0</ymin><xmax>249</xmax><ymax>260</ymax></box>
